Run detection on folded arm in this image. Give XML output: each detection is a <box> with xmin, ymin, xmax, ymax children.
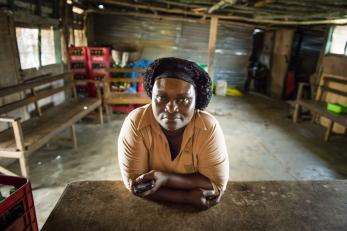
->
<box><xmin>131</xmin><ymin>170</ymin><xmax>220</xmax><ymax>209</ymax></box>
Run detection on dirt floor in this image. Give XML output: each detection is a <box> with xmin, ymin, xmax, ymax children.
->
<box><xmin>7</xmin><ymin>94</ymin><xmax>347</xmax><ymax>229</ymax></box>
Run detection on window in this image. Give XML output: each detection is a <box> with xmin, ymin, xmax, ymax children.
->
<box><xmin>41</xmin><ymin>28</ymin><xmax>56</xmax><ymax>66</ymax></box>
<box><xmin>16</xmin><ymin>27</ymin><xmax>57</xmax><ymax>69</ymax></box>
<box><xmin>74</xmin><ymin>29</ymin><xmax>87</xmax><ymax>47</ymax></box>
<box><xmin>16</xmin><ymin>28</ymin><xmax>40</xmax><ymax>69</ymax></box>
<box><xmin>327</xmin><ymin>25</ymin><xmax>347</xmax><ymax>55</ymax></box>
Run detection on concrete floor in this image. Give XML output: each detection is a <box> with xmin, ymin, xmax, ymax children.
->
<box><xmin>7</xmin><ymin>94</ymin><xmax>347</xmax><ymax>229</ymax></box>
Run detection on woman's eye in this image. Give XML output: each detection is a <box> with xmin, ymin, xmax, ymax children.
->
<box><xmin>178</xmin><ymin>97</ymin><xmax>191</xmax><ymax>104</ymax></box>
<box><xmin>155</xmin><ymin>96</ymin><xmax>167</xmax><ymax>103</ymax></box>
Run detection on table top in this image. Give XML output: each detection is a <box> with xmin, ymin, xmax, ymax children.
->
<box><xmin>42</xmin><ymin>180</ymin><xmax>347</xmax><ymax>231</ymax></box>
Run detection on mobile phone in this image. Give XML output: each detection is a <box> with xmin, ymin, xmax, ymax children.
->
<box><xmin>133</xmin><ymin>180</ymin><xmax>155</xmax><ymax>194</ymax></box>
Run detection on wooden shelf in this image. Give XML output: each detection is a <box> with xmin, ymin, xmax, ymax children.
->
<box><xmin>106</xmin><ymin>68</ymin><xmax>146</xmax><ymax>73</ymax></box>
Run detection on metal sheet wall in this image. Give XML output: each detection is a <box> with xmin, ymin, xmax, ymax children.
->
<box><xmin>93</xmin><ymin>14</ymin><xmax>253</xmax><ymax>87</ymax></box>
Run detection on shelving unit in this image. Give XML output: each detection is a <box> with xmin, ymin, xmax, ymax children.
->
<box><xmin>69</xmin><ymin>46</ymin><xmax>111</xmax><ymax>97</ymax></box>
<box><xmin>86</xmin><ymin>47</ymin><xmax>111</xmax><ymax>97</ymax></box>
<box><xmin>104</xmin><ymin>67</ymin><xmax>150</xmax><ymax>115</ymax></box>
<box><xmin>69</xmin><ymin>46</ymin><xmax>89</xmax><ymax>97</ymax></box>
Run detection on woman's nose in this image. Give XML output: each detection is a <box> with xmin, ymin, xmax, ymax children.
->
<box><xmin>165</xmin><ymin>100</ymin><xmax>179</xmax><ymax>113</ymax></box>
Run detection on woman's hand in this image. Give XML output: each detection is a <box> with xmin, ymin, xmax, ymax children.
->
<box><xmin>134</xmin><ymin>170</ymin><xmax>169</xmax><ymax>197</ymax></box>
<box><xmin>187</xmin><ymin>188</ymin><xmax>222</xmax><ymax>209</ymax></box>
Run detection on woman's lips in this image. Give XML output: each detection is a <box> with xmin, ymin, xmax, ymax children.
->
<box><xmin>162</xmin><ymin>116</ymin><xmax>181</xmax><ymax>121</ymax></box>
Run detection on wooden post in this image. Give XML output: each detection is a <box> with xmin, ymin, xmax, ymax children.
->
<box><xmin>103</xmin><ymin>79</ymin><xmax>112</xmax><ymax>122</ymax></box>
<box><xmin>293</xmin><ymin>83</ymin><xmax>305</xmax><ymax>123</ymax></box>
<box><xmin>70</xmin><ymin>124</ymin><xmax>78</xmax><ymax>150</ymax></box>
<box><xmin>69</xmin><ymin>73</ymin><xmax>78</xmax><ymax>98</ymax></box>
<box><xmin>324</xmin><ymin>120</ymin><xmax>333</xmax><ymax>142</ymax></box>
<box><xmin>12</xmin><ymin>119</ymin><xmax>25</xmax><ymax>151</ymax></box>
<box><xmin>19</xmin><ymin>152</ymin><xmax>29</xmax><ymax>178</ymax></box>
<box><xmin>31</xmin><ymin>88</ymin><xmax>42</xmax><ymax>116</ymax></box>
<box><xmin>11</xmin><ymin>119</ymin><xmax>28</xmax><ymax>177</ymax></box>
<box><xmin>96</xmin><ymin>81</ymin><xmax>104</xmax><ymax>125</ymax></box>
<box><xmin>35</xmin><ymin>0</ymin><xmax>42</xmax><ymax>16</ymax></box>
<box><xmin>208</xmin><ymin>16</ymin><xmax>218</xmax><ymax>81</ymax></box>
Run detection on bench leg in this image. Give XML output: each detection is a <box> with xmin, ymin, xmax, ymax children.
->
<box><xmin>98</xmin><ymin>105</ymin><xmax>104</xmax><ymax>125</ymax></box>
<box><xmin>19</xmin><ymin>152</ymin><xmax>29</xmax><ymax>178</ymax></box>
<box><xmin>293</xmin><ymin>103</ymin><xmax>301</xmax><ymax>123</ymax></box>
<box><xmin>311</xmin><ymin>112</ymin><xmax>316</xmax><ymax>124</ymax></box>
<box><xmin>324</xmin><ymin>120</ymin><xmax>333</xmax><ymax>142</ymax></box>
<box><xmin>105</xmin><ymin>104</ymin><xmax>112</xmax><ymax>122</ymax></box>
<box><xmin>70</xmin><ymin>125</ymin><xmax>78</xmax><ymax>150</ymax></box>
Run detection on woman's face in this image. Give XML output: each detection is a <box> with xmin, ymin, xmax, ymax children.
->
<box><xmin>152</xmin><ymin>78</ymin><xmax>196</xmax><ymax>131</ymax></box>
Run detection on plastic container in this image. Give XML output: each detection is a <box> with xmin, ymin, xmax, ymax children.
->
<box><xmin>215</xmin><ymin>80</ymin><xmax>228</xmax><ymax>96</ymax></box>
<box><xmin>86</xmin><ymin>47</ymin><xmax>111</xmax><ymax>97</ymax></box>
<box><xmin>198</xmin><ymin>63</ymin><xmax>208</xmax><ymax>72</ymax></box>
<box><xmin>327</xmin><ymin>103</ymin><xmax>347</xmax><ymax>114</ymax></box>
<box><xmin>0</xmin><ymin>175</ymin><xmax>38</xmax><ymax>231</ymax></box>
<box><xmin>69</xmin><ymin>47</ymin><xmax>87</xmax><ymax>62</ymax></box>
<box><xmin>226</xmin><ymin>88</ymin><xmax>242</xmax><ymax>97</ymax></box>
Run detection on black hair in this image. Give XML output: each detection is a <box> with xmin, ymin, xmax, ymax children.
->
<box><xmin>144</xmin><ymin>57</ymin><xmax>212</xmax><ymax>110</ymax></box>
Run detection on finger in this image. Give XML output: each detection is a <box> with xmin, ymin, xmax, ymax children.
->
<box><xmin>215</xmin><ymin>191</ymin><xmax>223</xmax><ymax>202</ymax></box>
<box><xmin>129</xmin><ymin>179</ymin><xmax>136</xmax><ymax>195</ymax></box>
<box><xmin>202</xmin><ymin>189</ymin><xmax>216</xmax><ymax>198</ymax></box>
<box><xmin>141</xmin><ymin>173</ymin><xmax>155</xmax><ymax>181</ymax></box>
<box><xmin>135</xmin><ymin>174</ymin><xmax>145</xmax><ymax>183</ymax></box>
<box><xmin>139</xmin><ymin>184</ymin><xmax>158</xmax><ymax>197</ymax></box>
<box><xmin>207</xmin><ymin>190</ymin><xmax>222</xmax><ymax>201</ymax></box>
<box><xmin>205</xmin><ymin>192</ymin><xmax>222</xmax><ymax>208</ymax></box>
<box><xmin>206</xmin><ymin>198</ymin><xmax>218</xmax><ymax>208</ymax></box>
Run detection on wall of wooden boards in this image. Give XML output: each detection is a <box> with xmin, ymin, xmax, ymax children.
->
<box><xmin>270</xmin><ymin>29</ymin><xmax>294</xmax><ymax>98</ymax></box>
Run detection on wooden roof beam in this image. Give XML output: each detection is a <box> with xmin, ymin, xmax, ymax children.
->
<box><xmin>254</xmin><ymin>0</ymin><xmax>273</xmax><ymax>8</ymax></box>
<box><xmin>96</xmin><ymin>0</ymin><xmax>201</xmax><ymax>16</ymax></box>
<box><xmin>86</xmin><ymin>8</ymin><xmax>347</xmax><ymax>26</ymax></box>
<box><xmin>208</xmin><ymin>0</ymin><xmax>237</xmax><ymax>14</ymax></box>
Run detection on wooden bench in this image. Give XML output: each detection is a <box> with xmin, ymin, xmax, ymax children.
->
<box><xmin>293</xmin><ymin>73</ymin><xmax>347</xmax><ymax>141</ymax></box>
<box><xmin>103</xmin><ymin>68</ymin><xmax>151</xmax><ymax>120</ymax></box>
<box><xmin>0</xmin><ymin>72</ymin><xmax>103</xmax><ymax>177</ymax></box>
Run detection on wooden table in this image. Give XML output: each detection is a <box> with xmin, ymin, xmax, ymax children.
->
<box><xmin>42</xmin><ymin>180</ymin><xmax>347</xmax><ymax>231</ymax></box>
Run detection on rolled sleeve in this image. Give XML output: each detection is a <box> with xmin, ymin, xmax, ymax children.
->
<box><xmin>118</xmin><ymin>115</ymin><xmax>149</xmax><ymax>190</ymax></box>
<box><xmin>197</xmin><ymin>120</ymin><xmax>229</xmax><ymax>193</ymax></box>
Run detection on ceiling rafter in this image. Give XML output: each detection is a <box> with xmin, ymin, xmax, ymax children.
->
<box><xmin>208</xmin><ymin>0</ymin><xmax>237</xmax><ymax>14</ymax></box>
<box><xmin>80</xmin><ymin>0</ymin><xmax>347</xmax><ymax>25</ymax></box>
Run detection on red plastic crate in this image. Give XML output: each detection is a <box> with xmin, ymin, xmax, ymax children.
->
<box><xmin>69</xmin><ymin>47</ymin><xmax>87</xmax><ymax>62</ymax></box>
<box><xmin>0</xmin><ymin>175</ymin><xmax>38</xmax><ymax>231</ymax></box>
<box><xmin>86</xmin><ymin>47</ymin><xmax>111</xmax><ymax>97</ymax></box>
<box><xmin>112</xmin><ymin>105</ymin><xmax>137</xmax><ymax>113</ymax></box>
<box><xmin>86</xmin><ymin>47</ymin><xmax>110</xmax><ymax>62</ymax></box>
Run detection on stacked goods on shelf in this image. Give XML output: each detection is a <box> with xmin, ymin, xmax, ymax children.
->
<box><xmin>108</xmin><ymin>68</ymin><xmax>147</xmax><ymax>113</ymax></box>
<box><xmin>69</xmin><ymin>46</ymin><xmax>111</xmax><ymax>97</ymax></box>
<box><xmin>69</xmin><ymin>47</ymin><xmax>89</xmax><ymax>97</ymax></box>
<box><xmin>86</xmin><ymin>47</ymin><xmax>111</xmax><ymax>97</ymax></box>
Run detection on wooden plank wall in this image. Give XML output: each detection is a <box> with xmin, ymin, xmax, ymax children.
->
<box><xmin>0</xmin><ymin>11</ymin><xmax>66</xmax><ymax>132</ymax></box>
<box><xmin>270</xmin><ymin>29</ymin><xmax>294</xmax><ymax>98</ymax></box>
<box><xmin>318</xmin><ymin>55</ymin><xmax>347</xmax><ymax>133</ymax></box>
<box><xmin>0</xmin><ymin>12</ymin><xmax>29</xmax><ymax>131</ymax></box>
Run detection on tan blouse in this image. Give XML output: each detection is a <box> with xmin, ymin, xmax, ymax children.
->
<box><xmin>118</xmin><ymin>104</ymin><xmax>229</xmax><ymax>193</ymax></box>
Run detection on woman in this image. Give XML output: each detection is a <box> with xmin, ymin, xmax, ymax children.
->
<box><xmin>118</xmin><ymin>57</ymin><xmax>229</xmax><ymax>209</ymax></box>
